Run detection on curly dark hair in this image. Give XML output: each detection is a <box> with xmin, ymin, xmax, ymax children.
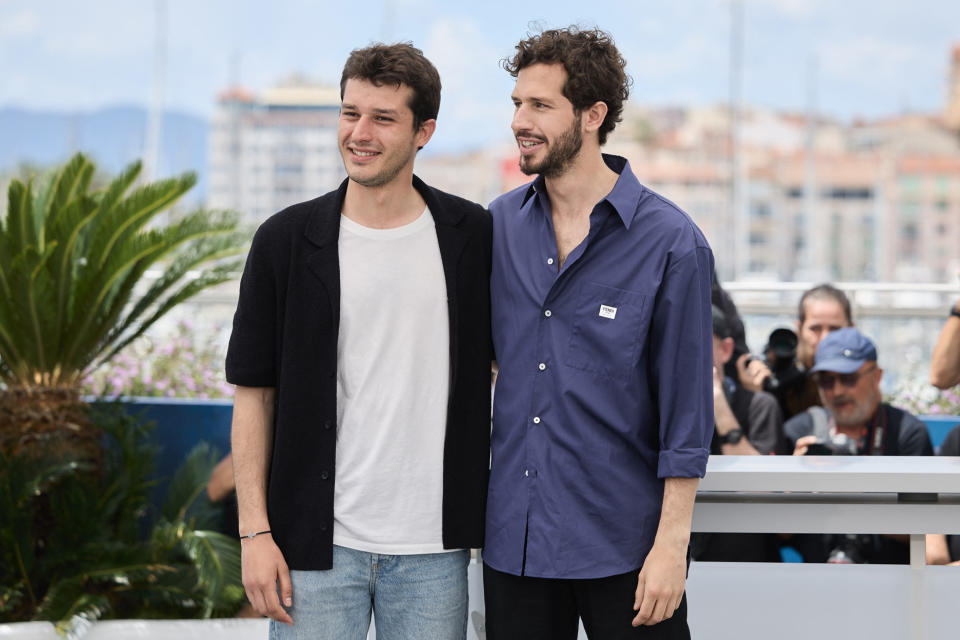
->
<box><xmin>340</xmin><ymin>42</ymin><xmax>441</xmax><ymax>130</ymax></box>
<box><xmin>503</xmin><ymin>27</ymin><xmax>631</xmax><ymax>145</ymax></box>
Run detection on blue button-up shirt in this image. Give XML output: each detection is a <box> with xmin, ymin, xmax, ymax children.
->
<box><xmin>485</xmin><ymin>155</ymin><xmax>714</xmax><ymax>579</ymax></box>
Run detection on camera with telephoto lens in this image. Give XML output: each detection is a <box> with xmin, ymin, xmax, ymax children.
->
<box><xmin>747</xmin><ymin>327</ymin><xmax>803</xmax><ymax>393</ymax></box>
<box><xmin>804</xmin><ymin>432</ymin><xmax>859</xmax><ymax>456</ymax></box>
<box><xmin>827</xmin><ymin>535</ymin><xmax>866</xmax><ymax>563</ymax></box>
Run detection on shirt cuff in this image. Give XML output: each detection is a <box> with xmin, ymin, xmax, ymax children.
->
<box><xmin>657</xmin><ymin>447</ymin><xmax>710</xmax><ymax>479</ymax></box>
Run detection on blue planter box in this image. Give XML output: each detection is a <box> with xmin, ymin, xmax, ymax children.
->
<box><xmin>93</xmin><ymin>397</ymin><xmax>234</xmax><ymax>501</ymax></box>
<box><xmin>920</xmin><ymin>415</ymin><xmax>960</xmax><ymax>452</ymax></box>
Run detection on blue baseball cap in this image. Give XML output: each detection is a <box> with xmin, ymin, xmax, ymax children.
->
<box><xmin>810</xmin><ymin>327</ymin><xmax>878</xmax><ymax>374</ymax></box>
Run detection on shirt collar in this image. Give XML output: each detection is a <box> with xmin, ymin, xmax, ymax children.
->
<box><xmin>518</xmin><ymin>154</ymin><xmax>644</xmax><ymax>230</ymax></box>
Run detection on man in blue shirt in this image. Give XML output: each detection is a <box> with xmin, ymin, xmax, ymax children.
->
<box><xmin>484</xmin><ymin>27</ymin><xmax>714</xmax><ymax>639</ymax></box>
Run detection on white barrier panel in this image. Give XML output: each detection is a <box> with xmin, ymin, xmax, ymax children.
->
<box><xmin>687</xmin><ymin>562</ymin><xmax>960</xmax><ymax>640</ymax></box>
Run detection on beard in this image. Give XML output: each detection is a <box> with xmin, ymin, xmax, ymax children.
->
<box><xmin>828</xmin><ymin>387</ymin><xmax>880</xmax><ymax>428</ymax></box>
<box><xmin>341</xmin><ymin>139</ymin><xmax>417</xmax><ymax>188</ymax></box>
<box><xmin>518</xmin><ymin>117</ymin><xmax>583</xmax><ymax>178</ymax></box>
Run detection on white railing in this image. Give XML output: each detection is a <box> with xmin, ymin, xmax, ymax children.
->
<box><xmin>690</xmin><ymin>455</ymin><xmax>960</xmax><ymax>640</ymax></box>
<box><xmin>4</xmin><ymin>457</ymin><xmax>958</xmax><ymax>640</ymax></box>
<box><xmin>721</xmin><ymin>280</ymin><xmax>960</xmax><ymax>318</ymax></box>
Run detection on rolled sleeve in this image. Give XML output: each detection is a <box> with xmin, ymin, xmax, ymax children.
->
<box><xmin>650</xmin><ymin>245</ymin><xmax>715</xmax><ymax>479</ymax></box>
<box><xmin>658</xmin><ymin>447</ymin><xmax>711</xmax><ymax>478</ymax></box>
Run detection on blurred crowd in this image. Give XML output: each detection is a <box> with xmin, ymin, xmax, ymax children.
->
<box><xmin>693</xmin><ymin>278</ymin><xmax>960</xmax><ymax>566</ymax></box>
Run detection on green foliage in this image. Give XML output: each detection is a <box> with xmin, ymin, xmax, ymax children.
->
<box><xmin>0</xmin><ymin>153</ymin><xmax>246</xmax><ymax>388</ymax></box>
<box><xmin>0</xmin><ymin>405</ymin><xmax>245</xmax><ymax>636</ymax></box>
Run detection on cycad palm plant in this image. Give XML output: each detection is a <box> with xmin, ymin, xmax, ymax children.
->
<box><xmin>0</xmin><ymin>153</ymin><xmax>245</xmax><ymax>455</ymax></box>
<box><xmin>0</xmin><ymin>405</ymin><xmax>245</xmax><ymax>635</ymax></box>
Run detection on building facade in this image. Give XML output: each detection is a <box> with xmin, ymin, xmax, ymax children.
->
<box><xmin>207</xmin><ymin>79</ymin><xmax>343</xmax><ymax>226</ymax></box>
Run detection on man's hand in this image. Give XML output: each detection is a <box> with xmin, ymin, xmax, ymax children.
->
<box><xmin>633</xmin><ymin>535</ymin><xmax>686</xmax><ymax>626</ymax></box>
<box><xmin>632</xmin><ymin>476</ymin><xmax>697</xmax><ymax>627</ymax></box>
<box><xmin>793</xmin><ymin>434</ymin><xmax>818</xmax><ymax>456</ymax></box>
<box><xmin>241</xmin><ymin>534</ymin><xmax>293</xmax><ymax>625</ymax></box>
<box><xmin>736</xmin><ymin>353</ymin><xmax>772</xmax><ymax>392</ymax></box>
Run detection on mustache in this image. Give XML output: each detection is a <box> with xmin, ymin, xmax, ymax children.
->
<box><xmin>515</xmin><ymin>130</ymin><xmax>547</xmax><ymax>143</ymax></box>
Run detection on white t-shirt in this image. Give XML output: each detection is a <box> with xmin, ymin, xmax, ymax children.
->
<box><xmin>333</xmin><ymin>207</ymin><xmax>452</xmax><ymax>554</ymax></box>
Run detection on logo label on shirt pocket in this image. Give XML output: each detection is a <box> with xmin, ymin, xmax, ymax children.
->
<box><xmin>598</xmin><ymin>304</ymin><xmax>617</xmax><ymax>319</ymax></box>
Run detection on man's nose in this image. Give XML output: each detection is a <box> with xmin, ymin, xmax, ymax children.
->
<box><xmin>512</xmin><ymin>105</ymin><xmax>531</xmax><ymax>134</ymax></box>
<box><xmin>351</xmin><ymin>115</ymin><xmax>374</xmax><ymax>141</ymax></box>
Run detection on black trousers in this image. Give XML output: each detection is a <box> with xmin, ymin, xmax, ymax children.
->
<box><xmin>483</xmin><ymin>563</ymin><xmax>690</xmax><ymax>640</ymax></box>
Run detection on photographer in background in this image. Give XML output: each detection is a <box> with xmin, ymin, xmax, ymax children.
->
<box><xmin>739</xmin><ymin>283</ymin><xmax>853</xmax><ymax>420</ymax></box>
<box><xmin>690</xmin><ymin>307</ymin><xmax>784</xmax><ymax>562</ymax></box>
<box><xmin>709</xmin><ymin>306</ymin><xmax>784</xmax><ymax>457</ymax></box>
<box><xmin>785</xmin><ymin>327</ymin><xmax>933</xmax><ymax>564</ymax></box>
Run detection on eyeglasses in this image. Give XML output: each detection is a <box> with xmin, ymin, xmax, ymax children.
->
<box><xmin>813</xmin><ymin>365</ymin><xmax>877</xmax><ymax>391</ymax></box>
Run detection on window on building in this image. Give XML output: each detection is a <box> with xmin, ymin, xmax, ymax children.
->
<box><xmin>900</xmin><ymin>201</ymin><xmax>920</xmax><ymax>220</ymax></box>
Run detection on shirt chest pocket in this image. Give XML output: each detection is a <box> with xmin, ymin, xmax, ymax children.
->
<box><xmin>565</xmin><ymin>282</ymin><xmax>650</xmax><ymax>380</ymax></box>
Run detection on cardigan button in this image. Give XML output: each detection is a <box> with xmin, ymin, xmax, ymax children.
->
<box><xmin>319</xmin><ymin>523</ymin><xmax>328</xmax><ymax>532</ymax></box>
<box><xmin>321</xmin><ymin>470</ymin><xmax>329</xmax><ymax>480</ymax></box>
<box><xmin>323</xmin><ymin>420</ymin><xmax>332</xmax><ymax>430</ymax></box>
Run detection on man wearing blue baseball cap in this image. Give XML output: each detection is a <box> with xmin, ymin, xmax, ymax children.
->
<box><xmin>783</xmin><ymin>327</ymin><xmax>933</xmax><ymax>563</ymax></box>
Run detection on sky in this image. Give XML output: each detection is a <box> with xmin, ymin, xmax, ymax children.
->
<box><xmin>2</xmin><ymin>0</ymin><xmax>960</xmax><ymax>153</ymax></box>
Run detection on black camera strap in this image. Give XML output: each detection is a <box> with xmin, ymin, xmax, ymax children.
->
<box><xmin>859</xmin><ymin>406</ymin><xmax>887</xmax><ymax>455</ymax></box>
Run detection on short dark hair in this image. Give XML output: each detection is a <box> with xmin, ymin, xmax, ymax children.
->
<box><xmin>798</xmin><ymin>283</ymin><xmax>853</xmax><ymax>326</ymax></box>
<box><xmin>503</xmin><ymin>26</ymin><xmax>631</xmax><ymax>145</ymax></box>
<box><xmin>340</xmin><ymin>42</ymin><xmax>441</xmax><ymax>130</ymax></box>
<box><xmin>712</xmin><ymin>304</ymin><xmax>733</xmax><ymax>339</ymax></box>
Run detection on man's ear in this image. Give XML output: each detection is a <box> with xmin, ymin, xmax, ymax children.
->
<box><xmin>415</xmin><ymin>118</ymin><xmax>437</xmax><ymax>151</ymax></box>
<box><xmin>582</xmin><ymin>101</ymin><xmax>608</xmax><ymax>134</ymax></box>
<box><xmin>720</xmin><ymin>337</ymin><xmax>736</xmax><ymax>365</ymax></box>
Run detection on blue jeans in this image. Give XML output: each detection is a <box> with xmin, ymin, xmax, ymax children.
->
<box><xmin>270</xmin><ymin>545</ymin><xmax>470</xmax><ymax>640</ymax></box>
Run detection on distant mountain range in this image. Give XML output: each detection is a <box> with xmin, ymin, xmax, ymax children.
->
<box><xmin>0</xmin><ymin>106</ymin><xmax>209</xmax><ymax>203</ymax></box>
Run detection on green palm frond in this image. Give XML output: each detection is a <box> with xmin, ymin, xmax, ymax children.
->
<box><xmin>161</xmin><ymin>443</ymin><xmax>219</xmax><ymax>524</ymax></box>
<box><xmin>0</xmin><ymin>152</ymin><xmax>245</xmax><ymax>388</ymax></box>
<box><xmin>87</xmin><ymin>173</ymin><xmax>197</xmax><ymax>271</ymax></box>
<box><xmin>4</xmin><ymin>177</ymin><xmax>36</xmax><ymax>256</ymax></box>
<box><xmin>47</xmin><ymin>154</ymin><xmax>94</xmax><ymax>227</ymax></box>
<box><xmin>37</xmin><ymin>560</ymin><xmax>184</xmax><ymax>635</ymax></box>
<box><xmin>41</xmin><ymin>591</ymin><xmax>104</xmax><ymax>638</ymax></box>
<box><xmin>51</xmin><ymin>593</ymin><xmax>109</xmax><ymax>640</ymax></box>
<box><xmin>0</xmin><ymin>582</ymin><xmax>26</xmax><ymax>616</ymax></box>
<box><xmin>177</xmin><ymin>530</ymin><xmax>243</xmax><ymax>616</ymax></box>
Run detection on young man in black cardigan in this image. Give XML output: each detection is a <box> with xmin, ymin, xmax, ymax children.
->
<box><xmin>226</xmin><ymin>43</ymin><xmax>491</xmax><ymax>639</ymax></box>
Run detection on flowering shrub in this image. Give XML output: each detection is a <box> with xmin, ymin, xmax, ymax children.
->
<box><xmin>83</xmin><ymin>319</ymin><xmax>233</xmax><ymax>399</ymax></box>
<box><xmin>887</xmin><ymin>374</ymin><xmax>960</xmax><ymax>416</ymax></box>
